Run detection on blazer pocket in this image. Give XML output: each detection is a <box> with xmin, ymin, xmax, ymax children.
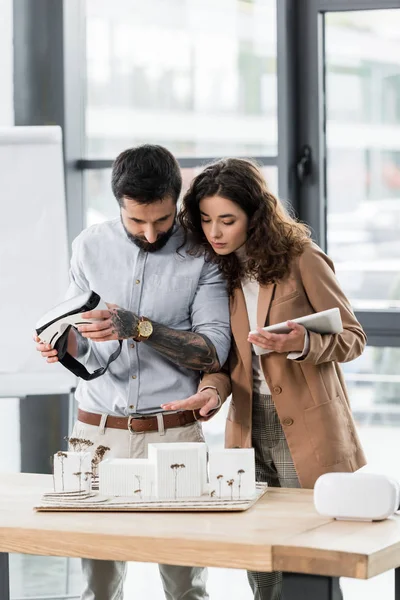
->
<box><xmin>270</xmin><ymin>290</ymin><xmax>300</xmax><ymax>307</ymax></box>
<box><xmin>303</xmin><ymin>396</ymin><xmax>357</xmax><ymax>467</ymax></box>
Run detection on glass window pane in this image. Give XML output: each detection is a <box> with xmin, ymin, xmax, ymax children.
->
<box><xmin>85</xmin><ymin>169</ymin><xmax>115</xmax><ymax>226</ymax></box>
<box><xmin>85</xmin><ymin>166</ymin><xmax>277</xmax><ymax>227</ymax></box>
<box><xmin>344</xmin><ymin>345</ymin><xmax>400</xmax><ymax>429</ymax></box>
<box><xmin>325</xmin><ymin>11</ymin><xmax>400</xmax><ymax>309</ymax></box>
<box><xmin>85</xmin><ymin>0</ymin><xmax>277</xmax><ymax>159</ymax></box>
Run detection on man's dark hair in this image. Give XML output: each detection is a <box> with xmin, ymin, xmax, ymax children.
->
<box><xmin>111</xmin><ymin>144</ymin><xmax>182</xmax><ymax>206</ymax></box>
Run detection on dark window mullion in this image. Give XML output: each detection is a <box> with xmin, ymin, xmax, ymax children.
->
<box><xmin>356</xmin><ymin>310</ymin><xmax>400</xmax><ymax>347</ymax></box>
<box><xmin>76</xmin><ymin>156</ymin><xmax>278</xmax><ymax>171</ymax></box>
<box><xmin>316</xmin><ymin>0</ymin><xmax>400</xmax><ymax>11</ymax></box>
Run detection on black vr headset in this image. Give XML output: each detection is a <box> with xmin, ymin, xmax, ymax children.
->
<box><xmin>36</xmin><ymin>291</ymin><xmax>122</xmax><ymax>381</ymax></box>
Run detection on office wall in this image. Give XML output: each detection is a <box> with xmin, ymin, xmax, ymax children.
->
<box><xmin>0</xmin><ymin>0</ymin><xmax>13</xmax><ymax>126</ymax></box>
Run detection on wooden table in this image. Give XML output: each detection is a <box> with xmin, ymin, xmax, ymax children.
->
<box><xmin>0</xmin><ymin>473</ymin><xmax>400</xmax><ymax>600</ymax></box>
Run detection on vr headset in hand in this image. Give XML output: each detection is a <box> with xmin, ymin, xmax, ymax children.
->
<box><xmin>36</xmin><ymin>291</ymin><xmax>122</xmax><ymax>381</ymax></box>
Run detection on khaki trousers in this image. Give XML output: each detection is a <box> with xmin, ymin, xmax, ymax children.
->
<box><xmin>70</xmin><ymin>415</ymin><xmax>209</xmax><ymax>600</ymax></box>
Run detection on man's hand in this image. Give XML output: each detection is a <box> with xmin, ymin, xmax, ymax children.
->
<box><xmin>34</xmin><ymin>327</ymin><xmax>81</xmax><ymax>361</ymax></box>
<box><xmin>161</xmin><ymin>388</ymin><xmax>220</xmax><ymax>418</ymax></box>
<box><xmin>248</xmin><ymin>321</ymin><xmax>306</xmax><ymax>354</ymax></box>
<box><xmin>77</xmin><ymin>303</ymin><xmax>133</xmax><ymax>342</ymax></box>
<box><xmin>34</xmin><ymin>334</ymin><xmax>59</xmax><ymax>363</ymax></box>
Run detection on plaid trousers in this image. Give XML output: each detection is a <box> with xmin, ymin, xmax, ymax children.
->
<box><xmin>247</xmin><ymin>393</ymin><xmax>300</xmax><ymax>600</ymax></box>
<box><xmin>247</xmin><ymin>393</ymin><xmax>343</xmax><ymax>600</ymax></box>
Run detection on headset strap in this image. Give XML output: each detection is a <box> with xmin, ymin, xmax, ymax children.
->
<box><xmin>55</xmin><ymin>325</ymin><xmax>123</xmax><ymax>381</ymax></box>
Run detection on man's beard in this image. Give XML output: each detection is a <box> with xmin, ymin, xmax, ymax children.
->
<box><xmin>121</xmin><ymin>218</ymin><xmax>176</xmax><ymax>253</ymax></box>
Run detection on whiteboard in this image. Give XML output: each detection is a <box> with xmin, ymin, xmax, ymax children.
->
<box><xmin>0</xmin><ymin>126</ymin><xmax>76</xmax><ymax>396</ymax></box>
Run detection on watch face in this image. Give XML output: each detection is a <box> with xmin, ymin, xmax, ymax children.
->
<box><xmin>138</xmin><ymin>320</ymin><xmax>153</xmax><ymax>338</ymax></box>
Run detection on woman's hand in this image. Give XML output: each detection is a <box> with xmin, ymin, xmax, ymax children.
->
<box><xmin>248</xmin><ymin>321</ymin><xmax>306</xmax><ymax>354</ymax></box>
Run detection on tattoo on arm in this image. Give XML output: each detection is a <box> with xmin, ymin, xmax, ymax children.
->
<box><xmin>109</xmin><ymin>308</ymin><xmax>139</xmax><ymax>339</ymax></box>
<box><xmin>147</xmin><ymin>323</ymin><xmax>221</xmax><ymax>373</ymax></box>
<box><xmin>109</xmin><ymin>308</ymin><xmax>220</xmax><ymax>373</ymax></box>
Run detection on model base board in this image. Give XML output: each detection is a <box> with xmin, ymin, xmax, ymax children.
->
<box><xmin>35</xmin><ymin>482</ymin><xmax>268</xmax><ymax>512</ymax></box>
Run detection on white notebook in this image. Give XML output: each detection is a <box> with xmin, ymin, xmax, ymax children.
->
<box><xmin>250</xmin><ymin>307</ymin><xmax>343</xmax><ymax>356</ymax></box>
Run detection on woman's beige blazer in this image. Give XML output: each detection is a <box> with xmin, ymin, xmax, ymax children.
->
<box><xmin>202</xmin><ymin>242</ymin><xmax>367</xmax><ymax>489</ymax></box>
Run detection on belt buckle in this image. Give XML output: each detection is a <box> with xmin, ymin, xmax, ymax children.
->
<box><xmin>127</xmin><ymin>415</ymin><xmax>146</xmax><ymax>434</ymax></box>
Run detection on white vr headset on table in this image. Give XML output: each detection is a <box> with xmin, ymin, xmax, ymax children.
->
<box><xmin>36</xmin><ymin>291</ymin><xmax>122</xmax><ymax>381</ymax></box>
<box><xmin>314</xmin><ymin>472</ymin><xmax>400</xmax><ymax>521</ymax></box>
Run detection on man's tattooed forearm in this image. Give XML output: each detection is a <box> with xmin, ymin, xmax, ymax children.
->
<box><xmin>109</xmin><ymin>308</ymin><xmax>220</xmax><ymax>372</ymax></box>
<box><xmin>109</xmin><ymin>308</ymin><xmax>139</xmax><ymax>339</ymax></box>
<box><xmin>146</xmin><ymin>323</ymin><xmax>220</xmax><ymax>373</ymax></box>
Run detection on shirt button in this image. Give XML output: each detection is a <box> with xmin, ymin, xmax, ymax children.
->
<box><xmin>130</xmin><ymin>343</ymin><xmax>135</xmax><ymax>348</ymax></box>
<box><xmin>135</xmin><ymin>279</ymin><xmax>140</xmax><ymax>284</ymax></box>
<box><xmin>131</xmin><ymin>375</ymin><xmax>137</xmax><ymax>380</ymax></box>
<box><xmin>129</xmin><ymin>405</ymin><xmax>135</xmax><ymax>410</ymax></box>
<box><xmin>282</xmin><ymin>417</ymin><xmax>294</xmax><ymax>426</ymax></box>
<box><xmin>273</xmin><ymin>386</ymin><xmax>282</xmax><ymax>394</ymax></box>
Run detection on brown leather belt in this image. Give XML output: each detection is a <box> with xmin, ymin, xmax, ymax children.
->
<box><xmin>77</xmin><ymin>408</ymin><xmax>196</xmax><ymax>433</ymax></box>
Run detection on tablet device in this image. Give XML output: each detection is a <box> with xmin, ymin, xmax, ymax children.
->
<box><xmin>250</xmin><ymin>307</ymin><xmax>343</xmax><ymax>356</ymax></box>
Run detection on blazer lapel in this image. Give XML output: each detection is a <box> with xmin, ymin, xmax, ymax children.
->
<box><xmin>230</xmin><ymin>287</ymin><xmax>253</xmax><ymax>388</ymax></box>
<box><xmin>257</xmin><ymin>283</ymin><xmax>276</xmax><ymax>328</ymax></box>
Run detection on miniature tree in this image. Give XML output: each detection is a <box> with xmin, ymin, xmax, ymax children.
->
<box><xmin>56</xmin><ymin>451</ymin><xmax>68</xmax><ymax>491</ymax></box>
<box><xmin>134</xmin><ymin>475</ymin><xmax>142</xmax><ymax>499</ymax></box>
<box><xmin>50</xmin><ymin>455</ymin><xmax>55</xmax><ymax>492</ymax></box>
<box><xmin>65</xmin><ymin>437</ymin><xmax>93</xmax><ymax>453</ymax></box>
<box><xmin>237</xmin><ymin>469</ymin><xmax>245</xmax><ymax>499</ymax></box>
<box><xmin>65</xmin><ymin>437</ymin><xmax>95</xmax><ymax>480</ymax></box>
<box><xmin>91</xmin><ymin>445</ymin><xmax>110</xmax><ymax>478</ymax></box>
<box><xmin>217</xmin><ymin>474</ymin><xmax>224</xmax><ymax>498</ymax></box>
<box><xmin>170</xmin><ymin>463</ymin><xmax>186</xmax><ymax>499</ymax></box>
<box><xmin>73</xmin><ymin>472</ymin><xmax>82</xmax><ymax>492</ymax></box>
<box><xmin>227</xmin><ymin>478</ymin><xmax>234</xmax><ymax>501</ymax></box>
<box><xmin>84</xmin><ymin>472</ymin><xmax>93</xmax><ymax>488</ymax></box>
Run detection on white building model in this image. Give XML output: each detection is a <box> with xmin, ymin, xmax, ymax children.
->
<box><xmin>99</xmin><ymin>459</ymin><xmax>155</xmax><ymax>499</ymax></box>
<box><xmin>96</xmin><ymin>443</ymin><xmax>255</xmax><ymax>501</ymax></box>
<box><xmin>53</xmin><ymin>451</ymin><xmax>92</xmax><ymax>493</ymax></box>
<box><xmin>209</xmin><ymin>448</ymin><xmax>256</xmax><ymax>500</ymax></box>
<box><xmin>148</xmin><ymin>442</ymin><xmax>208</xmax><ymax>499</ymax></box>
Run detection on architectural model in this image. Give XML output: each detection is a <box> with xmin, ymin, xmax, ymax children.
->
<box><xmin>52</xmin><ymin>440</ymin><xmax>257</xmax><ymax>502</ymax></box>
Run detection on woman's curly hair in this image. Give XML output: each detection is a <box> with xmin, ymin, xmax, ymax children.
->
<box><xmin>179</xmin><ymin>158</ymin><xmax>311</xmax><ymax>295</ymax></box>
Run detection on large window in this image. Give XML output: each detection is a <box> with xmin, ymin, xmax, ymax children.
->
<box><xmin>85</xmin><ymin>0</ymin><xmax>277</xmax><ymax>159</ymax></box>
<box><xmin>325</xmin><ymin>10</ymin><xmax>400</xmax><ymax>310</ymax></box>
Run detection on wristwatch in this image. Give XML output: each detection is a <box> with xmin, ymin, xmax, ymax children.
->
<box><xmin>133</xmin><ymin>316</ymin><xmax>153</xmax><ymax>342</ymax></box>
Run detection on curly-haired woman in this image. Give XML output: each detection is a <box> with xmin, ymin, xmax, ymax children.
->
<box><xmin>162</xmin><ymin>158</ymin><xmax>367</xmax><ymax>600</ymax></box>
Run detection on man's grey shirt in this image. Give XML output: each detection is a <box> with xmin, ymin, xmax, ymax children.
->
<box><xmin>66</xmin><ymin>219</ymin><xmax>231</xmax><ymax>416</ymax></box>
